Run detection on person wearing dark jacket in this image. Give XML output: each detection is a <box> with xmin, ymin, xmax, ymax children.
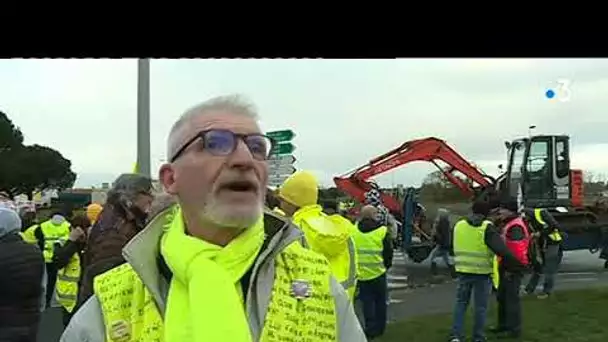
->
<box><xmin>52</xmin><ymin>214</ymin><xmax>90</xmax><ymax>327</ymax></box>
<box><xmin>449</xmin><ymin>200</ymin><xmax>524</xmax><ymax>342</ymax></box>
<box><xmin>522</xmin><ymin>207</ymin><xmax>564</xmax><ymax>298</ymax></box>
<box><xmin>430</xmin><ymin>208</ymin><xmax>455</xmax><ymax>276</ymax></box>
<box><xmin>490</xmin><ymin>199</ymin><xmax>531</xmax><ymax>339</ymax></box>
<box><xmin>76</xmin><ymin>173</ymin><xmax>154</xmax><ymax>311</ymax></box>
<box><xmin>353</xmin><ymin>205</ymin><xmax>393</xmax><ymax>340</ymax></box>
<box><xmin>0</xmin><ymin>207</ymin><xmax>45</xmax><ymax>342</ymax></box>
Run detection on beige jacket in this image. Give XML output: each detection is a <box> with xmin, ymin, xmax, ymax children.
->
<box><xmin>60</xmin><ymin>208</ymin><xmax>366</xmax><ymax>342</ymax></box>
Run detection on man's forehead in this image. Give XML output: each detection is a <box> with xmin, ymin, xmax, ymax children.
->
<box><xmin>182</xmin><ymin>111</ymin><xmax>260</xmax><ymax>138</ymax></box>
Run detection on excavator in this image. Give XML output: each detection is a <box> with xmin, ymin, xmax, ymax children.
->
<box><xmin>334</xmin><ymin>135</ymin><xmax>608</xmax><ymax>265</ymax></box>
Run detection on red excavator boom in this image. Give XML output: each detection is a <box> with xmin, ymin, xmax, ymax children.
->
<box><xmin>334</xmin><ymin>137</ymin><xmax>496</xmax><ymax>214</ymax></box>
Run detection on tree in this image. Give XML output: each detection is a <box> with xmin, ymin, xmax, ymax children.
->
<box><xmin>0</xmin><ymin>111</ymin><xmax>24</xmax><ymax>150</ymax></box>
<box><xmin>419</xmin><ymin>170</ymin><xmax>468</xmax><ymax>203</ymax></box>
<box><xmin>0</xmin><ymin>112</ymin><xmax>76</xmax><ymax>198</ymax></box>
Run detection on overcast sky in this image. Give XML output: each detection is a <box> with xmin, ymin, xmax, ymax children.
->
<box><xmin>1</xmin><ymin>58</ymin><xmax>608</xmax><ymax>188</ymax></box>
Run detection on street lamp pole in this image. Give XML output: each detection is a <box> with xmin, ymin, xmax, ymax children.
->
<box><xmin>136</xmin><ymin>58</ymin><xmax>151</xmax><ymax>178</ymax></box>
<box><xmin>528</xmin><ymin>125</ymin><xmax>536</xmax><ymax>137</ymax></box>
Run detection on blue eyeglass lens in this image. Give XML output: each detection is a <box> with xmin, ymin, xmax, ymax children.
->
<box><xmin>204</xmin><ymin>130</ymin><xmax>235</xmax><ymax>155</ymax></box>
<box><xmin>246</xmin><ymin>135</ymin><xmax>271</xmax><ymax>159</ymax></box>
<box><xmin>203</xmin><ymin>130</ymin><xmax>271</xmax><ymax>159</ymax></box>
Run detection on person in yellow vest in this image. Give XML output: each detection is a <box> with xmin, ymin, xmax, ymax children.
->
<box><xmin>22</xmin><ymin>210</ymin><xmax>72</xmax><ymax>307</ymax></box>
<box><xmin>449</xmin><ymin>200</ymin><xmax>522</xmax><ymax>342</ymax></box>
<box><xmin>277</xmin><ymin>170</ymin><xmax>358</xmax><ymax>301</ymax></box>
<box><xmin>351</xmin><ymin>205</ymin><xmax>393</xmax><ymax>339</ymax></box>
<box><xmin>52</xmin><ymin>214</ymin><xmax>90</xmax><ymax>327</ymax></box>
<box><xmin>522</xmin><ymin>207</ymin><xmax>564</xmax><ymax>299</ymax></box>
<box><xmin>61</xmin><ymin>95</ymin><xmax>365</xmax><ymax>342</ymax></box>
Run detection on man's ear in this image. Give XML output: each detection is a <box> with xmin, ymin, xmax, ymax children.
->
<box><xmin>159</xmin><ymin>164</ymin><xmax>178</xmax><ymax>195</ymax></box>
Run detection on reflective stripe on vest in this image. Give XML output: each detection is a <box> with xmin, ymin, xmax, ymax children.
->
<box><xmin>453</xmin><ymin>220</ymin><xmax>494</xmax><ymax>274</ymax></box>
<box><xmin>534</xmin><ymin>208</ymin><xmax>562</xmax><ymax>242</ymax></box>
<box><xmin>55</xmin><ymin>253</ymin><xmax>81</xmax><ymax>313</ymax></box>
<box><xmin>340</xmin><ymin>238</ymin><xmax>357</xmax><ymax>296</ymax></box>
<box><xmin>94</xmin><ymin>240</ymin><xmax>338</xmax><ymax>342</ymax></box>
<box><xmin>352</xmin><ymin>225</ymin><xmax>387</xmax><ymax>281</ymax></box>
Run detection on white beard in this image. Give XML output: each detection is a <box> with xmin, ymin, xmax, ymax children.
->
<box><xmin>200</xmin><ymin>195</ymin><xmax>263</xmax><ymax>229</ymax></box>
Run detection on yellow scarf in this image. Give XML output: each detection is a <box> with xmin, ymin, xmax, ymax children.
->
<box><xmin>160</xmin><ymin>208</ymin><xmax>265</xmax><ymax>342</ymax></box>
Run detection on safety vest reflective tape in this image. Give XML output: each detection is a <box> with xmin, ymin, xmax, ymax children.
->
<box><xmin>340</xmin><ymin>238</ymin><xmax>357</xmax><ymax>294</ymax></box>
<box><xmin>94</xmin><ymin>240</ymin><xmax>338</xmax><ymax>341</ymax></box>
<box><xmin>534</xmin><ymin>208</ymin><xmax>562</xmax><ymax>242</ymax></box>
<box><xmin>55</xmin><ymin>253</ymin><xmax>81</xmax><ymax>313</ymax></box>
<box><xmin>352</xmin><ymin>225</ymin><xmax>387</xmax><ymax>281</ymax></box>
<box><xmin>453</xmin><ymin>220</ymin><xmax>494</xmax><ymax>274</ymax></box>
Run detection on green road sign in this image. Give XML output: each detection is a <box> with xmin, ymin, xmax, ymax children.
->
<box><xmin>267</xmin><ymin>129</ymin><xmax>295</xmax><ymax>142</ymax></box>
<box><xmin>271</xmin><ymin>142</ymin><xmax>296</xmax><ymax>155</ymax></box>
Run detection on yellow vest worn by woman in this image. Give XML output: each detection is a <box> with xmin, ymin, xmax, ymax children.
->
<box><xmin>291</xmin><ymin>205</ymin><xmax>358</xmax><ymax>301</ymax></box>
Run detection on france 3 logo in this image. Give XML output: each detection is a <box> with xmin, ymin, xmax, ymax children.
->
<box><xmin>545</xmin><ymin>79</ymin><xmax>572</xmax><ymax>102</ymax></box>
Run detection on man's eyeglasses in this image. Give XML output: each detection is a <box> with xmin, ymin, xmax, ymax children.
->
<box><xmin>170</xmin><ymin>129</ymin><xmax>276</xmax><ymax>162</ymax></box>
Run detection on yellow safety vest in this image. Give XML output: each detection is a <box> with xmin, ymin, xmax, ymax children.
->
<box><xmin>293</xmin><ymin>206</ymin><xmax>358</xmax><ymax>301</ymax></box>
<box><xmin>351</xmin><ymin>225</ymin><xmax>387</xmax><ymax>281</ymax></box>
<box><xmin>94</xmin><ymin>239</ymin><xmax>338</xmax><ymax>341</ymax></box>
<box><xmin>319</xmin><ymin>214</ymin><xmax>359</xmax><ymax>300</ymax></box>
<box><xmin>23</xmin><ymin>220</ymin><xmax>71</xmax><ymax>263</ymax></box>
<box><xmin>453</xmin><ymin>220</ymin><xmax>494</xmax><ymax>274</ymax></box>
<box><xmin>55</xmin><ymin>253</ymin><xmax>81</xmax><ymax>313</ymax></box>
<box><xmin>534</xmin><ymin>208</ymin><xmax>562</xmax><ymax>242</ymax></box>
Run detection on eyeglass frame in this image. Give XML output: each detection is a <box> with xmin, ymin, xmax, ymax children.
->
<box><xmin>169</xmin><ymin>129</ymin><xmax>277</xmax><ymax>163</ymax></box>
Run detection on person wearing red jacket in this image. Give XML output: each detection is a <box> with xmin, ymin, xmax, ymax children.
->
<box><xmin>491</xmin><ymin>198</ymin><xmax>531</xmax><ymax>339</ymax></box>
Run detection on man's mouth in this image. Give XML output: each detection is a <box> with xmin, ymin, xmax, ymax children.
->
<box><xmin>220</xmin><ymin>180</ymin><xmax>258</xmax><ymax>194</ymax></box>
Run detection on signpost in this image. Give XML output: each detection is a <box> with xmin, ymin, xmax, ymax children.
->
<box><xmin>268</xmin><ymin>129</ymin><xmax>297</xmax><ymax>187</ymax></box>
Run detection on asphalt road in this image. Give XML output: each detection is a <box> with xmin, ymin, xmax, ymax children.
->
<box><xmin>37</xmin><ymin>249</ymin><xmax>607</xmax><ymax>342</ymax></box>
<box><xmin>386</xmin><ymin>249</ymin><xmax>608</xmax><ymax>322</ymax></box>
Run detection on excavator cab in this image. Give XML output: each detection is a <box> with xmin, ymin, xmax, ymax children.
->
<box><xmin>499</xmin><ymin>135</ymin><xmax>572</xmax><ymax>209</ymax></box>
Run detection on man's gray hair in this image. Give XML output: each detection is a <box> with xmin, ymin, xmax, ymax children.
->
<box><xmin>167</xmin><ymin>94</ymin><xmax>259</xmax><ymax>160</ymax></box>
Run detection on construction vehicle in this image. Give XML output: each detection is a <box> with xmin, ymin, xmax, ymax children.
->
<box><xmin>334</xmin><ymin>135</ymin><xmax>608</xmax><ymax>266</ymax></box>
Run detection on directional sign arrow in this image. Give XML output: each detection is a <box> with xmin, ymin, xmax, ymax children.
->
<box><xmin>271</xmin><ymin>142</ymin><xmax>296</xmax><ymax>155</ymax></box>
<box><xmin>267</xmin><ymin>129</ymin><xmax>296</xmax><ymax>142</ymax></box>
<box><xmin>271</xmin><ymin>165</ymin><xmax>296</xmax><ymax>175</ymax></box>
<box><xmin>269</xmin><ymin>157</ymin><xmax>296</xmax><ymax>169</ymax></box>
<box><xmin>269</xmin><ymin>154</ymin><xmax>296</xmax><ymax>164</ymax></box>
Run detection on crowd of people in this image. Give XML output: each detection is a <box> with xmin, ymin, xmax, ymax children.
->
<box><xmin>0</xmin><ymin>94</ymin><xmax>565</xmax><ymax>342</ymax></box>
<box><xmin>424</xmin><ymin>198</ymin><xmax>564</xmax><ymax>342</ymax></box>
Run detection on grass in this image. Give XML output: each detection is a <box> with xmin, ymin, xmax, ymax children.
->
<box><xmin>377</xmin><ymin>288</ymin><xmax>608</xmax><ymax>342</ymax></box>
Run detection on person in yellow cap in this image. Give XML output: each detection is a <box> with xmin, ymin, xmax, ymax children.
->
<box><xmin>278</xmin><ymin>170</ymin><xmax>358</xmax><ymax>300</ymax></box>
<box><xmin>85</xmin><ymin>203</ymin><xmax>103</xmax><ymax>226</ymax></box>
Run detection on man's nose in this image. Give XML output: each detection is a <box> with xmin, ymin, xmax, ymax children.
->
<box><xmin>228</xmin><ymin>139</ymin><xmax>256</xmax><ymax>168</ymax></box>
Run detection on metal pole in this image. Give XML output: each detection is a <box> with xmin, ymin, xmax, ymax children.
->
<box><xmin>136</xmin><ymin>58</ymin><xmax>151</xmax><ymax>178</ymax></box>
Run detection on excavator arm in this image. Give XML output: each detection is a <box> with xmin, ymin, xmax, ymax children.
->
<box><xmin>334</xmin><ymin>137</ymin><xmax>496</xmax><ymax>214</ymax></box>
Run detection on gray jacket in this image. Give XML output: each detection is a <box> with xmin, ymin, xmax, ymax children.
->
<box><xmin>61</xmin><ymin>208</ymin><xmax>366</xmax><ymax>342</ymax></box>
